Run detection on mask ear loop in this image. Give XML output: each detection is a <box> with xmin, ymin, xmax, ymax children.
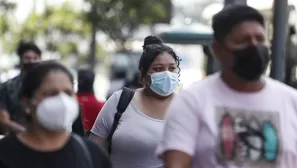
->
<box><xmin>25</xmin><ymin>108</ymin><xmax>31</xmax><ymax>115</ymax></box>
<box><xmin>172</xmin><ymin>72</ymin><xmax>181</xmax><ymax>91</ymax></box>
<box><xmin>25</xmin><ymin>100</ymin><xmax>37</xmax><ymax>123</ymax></box>
<box><xmin>26</xmin><ymin>99</ymin><xmax>38</xmax><ymax>115</ymax></box>
<box><xmin>145</xmin><ymin>72</ymin><xmax>153</xmax><ymax>87</ymax></box>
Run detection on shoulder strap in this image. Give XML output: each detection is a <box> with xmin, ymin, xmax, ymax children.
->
<box><xmin>107</xmin><ymin>87</ymin><xmax>135</xmax><ymax>152</ymax></box>
<box><xmin>72</xmin><ymin>134</ymin><xmax>94</xmax><ymax>168</ymax></box>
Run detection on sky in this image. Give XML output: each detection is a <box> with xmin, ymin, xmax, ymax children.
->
<box><xmin>12</xmin><ymin>0</ymin><xmax>204</xmax><ymax>23</ymax></box>
<box><xmin>11</xmin><ymin>0</ymin><xmax>297</xmax><ymax>26</ymax></box>
<box><xmin>12</xmin><ymin>0</ymin><xmax>84</xmax><ymax>23</ymax></box>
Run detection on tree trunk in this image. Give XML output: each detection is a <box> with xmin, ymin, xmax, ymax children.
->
<box><xmin>89</xmin><ymin>22</ymin><xmax>97</xmax><ymax>70</ymax></box>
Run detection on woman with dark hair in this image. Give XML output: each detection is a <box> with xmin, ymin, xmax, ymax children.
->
<box><xmin>0</xmin><ymin>61</ymin><xmax>111</xmax><ymax>168</ymax></box>
<box><xmin>89</xmin><ymin>36</ymin><xmax>181</xmax><ymax>168</ymax></box>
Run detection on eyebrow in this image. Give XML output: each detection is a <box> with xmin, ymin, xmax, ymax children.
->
<box><xmin>152</xmin><ymin>63</ymin><xmax>177</xmax><ymax>66</ymax></box>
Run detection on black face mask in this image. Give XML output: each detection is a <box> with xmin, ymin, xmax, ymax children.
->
<box><xmin>22</xmin><ymin>62</ymin><xmax>39</xmax><ymax>72</ymax></box>
<box><xmin>231</xmin><ymin>45</ymin><xmax>269</xmax><ymax>81</ymax></box>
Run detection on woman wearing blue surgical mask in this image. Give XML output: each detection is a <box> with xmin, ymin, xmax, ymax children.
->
<box><xmin>0</xmin><ymin>61</ymin><xmax>111</xmax><ymax>168</ymax></box>
<box><xmin>89</xmin><ymin>36</ymin><xmax>181</xmax><ymax>168</ymax></box>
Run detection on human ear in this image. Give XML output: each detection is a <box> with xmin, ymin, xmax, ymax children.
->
<box><xmin>212</xmin><ymin>40</ymin><xmax>224</xmax><ymax>62</ymax></box>
<box><xmin>21</xmin><ymin>97</ymin><xmax>31</xmax><ymax>114</ymax></box>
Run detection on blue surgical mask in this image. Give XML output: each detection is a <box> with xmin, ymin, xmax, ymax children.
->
<box><xmin>148</xmin><ymin>71</ymin><xmax>179</xmax><ymax>96</ymax></box>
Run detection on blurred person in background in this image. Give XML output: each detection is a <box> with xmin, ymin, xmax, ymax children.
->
<box><xmin>157</xmin><ymin>5</ymin><xmax>297</xmax><ymax>168</ymax></box>
<box><xmin>0</xmin><ymin>42</ymin><xmax>84</xmax><ymax>136</ymax></box>
<box><xmin>124</xmin><ymin>71</ymin><xmax>143</xmax><ymax>89</ymax></box>
<box><xmin>106</xmin><ymin>69</ymin><xmax>127</xmax><ymax>100</ymax></box>
<box><xmin>0</xmin><ymin>61</ymin><xmax>111</xmax><ymax>168</ymax></box>
<box><xmin>89</xmin><ymin>36</ymin><xmax>181</xmax><ymax>168</ymax></box>
<box><xmin>0</xmin><ymin>42</ymin><xmax>41</xmax><ymax>134</ymax></box>
<box><xmin>77</xmin><ymin>68</ymin><xmax>104</xmax><ymax>134</ymax></box>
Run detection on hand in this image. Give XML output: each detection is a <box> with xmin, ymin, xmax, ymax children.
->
<box><xmin>0</xmin><ymin>109</ymin><xmax>10</xmax><ymax>125</ymax></box>
<box><xmin>0</xmin><ymin>109</ymin><xmax>26</xmax><ymax>133</ymax></box>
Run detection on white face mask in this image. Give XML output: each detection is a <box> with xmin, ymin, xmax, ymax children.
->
<box><xmin>35</xmin><ymin>92</ymin><xmax>79</xmax><ymax>132</ymax></box>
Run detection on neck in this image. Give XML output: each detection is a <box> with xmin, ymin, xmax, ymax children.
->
<box><xmin>221</xmin><ymin>71</ymin><xmax>265</xmax><ymax>92</ymax></box>
<box><xmin>19</xmin><ymin>123</ymin><xmax>70</xmax><ymax>151</ymax></box>
<box><xmin>77</xmin><ymin>91</ymin><xmax>94</xmax><ymax>95</ymax></box>
<box><xmin>78</xmin><ymin>86</ymin><xmax>94</xmax><ymax>94</ymax></box>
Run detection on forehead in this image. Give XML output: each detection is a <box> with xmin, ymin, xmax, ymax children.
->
<box><xmin>151</xmin><ymin>52</ymin><xmax>176</xmax><ymax>65</ymax></box>
<box><xmin>22</xmin><ymin>50</ymin><xmax>39</xmax><ymax>57</ymax></box>
<box><xmin>39</xmin><ymin>71</ymin><xmax>73</xmax><ymax>92</ymax></box>
<box><xmin>227</xmin><ymin>21</ymin><xmax>265</xmax><ymax>40</ymax></box>
<box><xmin>22</xmin><ymin>50</ymin><xmax>40</xmax><ymax>62</ymax></box>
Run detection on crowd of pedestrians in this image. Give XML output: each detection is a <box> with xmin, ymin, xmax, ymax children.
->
<box><xmin>0</xmin><ymin>5</ymin><xmax>296</xmax><ymax>168</ymax></box>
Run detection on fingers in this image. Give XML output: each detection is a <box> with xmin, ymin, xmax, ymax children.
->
<box><xmin>0</xmin><ymin>109</ymin><xmax>26</xmax><ymax>133</ymax></box>
<box><xmin>4</xmin><ymin>120</ymin><xmax>26</xmax><ymax>133</ymax></box>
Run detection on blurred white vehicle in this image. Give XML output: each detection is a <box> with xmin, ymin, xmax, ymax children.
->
<box><xmin>170</xmin><ymin>44</ymin><xmax>205</xmax><ymax>89</ymax></box>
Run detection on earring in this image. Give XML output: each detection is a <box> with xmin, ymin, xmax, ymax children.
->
<box><xmin>25</xmin><ymin>108</ymin><xmax>31</xmax><ymax>114</ymax></box>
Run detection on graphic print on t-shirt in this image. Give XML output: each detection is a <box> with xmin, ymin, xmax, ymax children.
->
<box><xmin>216</xmin><ymin>107</ymin><xmax>280</xmax><ymax>168</ymax></box>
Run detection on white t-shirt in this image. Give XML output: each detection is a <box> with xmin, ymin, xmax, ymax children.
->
<box><xmin>91</xmin><ymin>90</ymin><xmax>165</xmax><ymax>168</ymax></box>
<box><xmin>157</xmin><ymin>73</ymin><xmax>297</xmax><ymax>168</ymax></box>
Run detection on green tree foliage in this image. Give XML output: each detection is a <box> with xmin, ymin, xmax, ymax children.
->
<box><xmin>0</xmin><ymin>2</ymin><xmax>99</xmax><ymax>62</ymax></box>
<box><xmin>86</xmin><ymin>0</ymin><xmax>172</xmax><ymax>50</ymax></box>
<box><xmin>0</xmin><ymin>0</ymin><xmax>18</xmax><ymax>54</ymax></box>
<box><xmin>20</xmin><ymin>3</ymin><xmax>91</xmax><ymax>58</ymax></box>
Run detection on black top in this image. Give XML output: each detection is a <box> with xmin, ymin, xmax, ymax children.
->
<box><xmin>0</xmin><ymin>135</ymin><xmax>111</xmax><ymax>168</ymax></box>
<box><xmin>72</xmin><ymin>109</ymin><xmax>85</xmax><ymax>136</ymax></box>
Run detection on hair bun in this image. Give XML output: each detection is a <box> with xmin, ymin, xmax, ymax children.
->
<box><xmin>142</xmin><ymin>36</ymin><xmax>163</xmax><ymax>50</ymax></box>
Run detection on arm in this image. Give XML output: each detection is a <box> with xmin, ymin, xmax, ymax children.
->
<box><xmin>89</xmin><ymin>91</ymin><xmax>119</xmax><ymax>150</ymax></box>
<box><xmin>0</xmin><ymin>83</ymin><xmax>9</xmax><ymax>127</ymax></box>
<box><xmin>86</xmin><ymin>139</ymin><xmax>112</xmax><ymax>168</ymax></box>
<box><xmin>156</xmin><ymin>90</ymin><xmax>199</xmax><ymax>168</ymax></box>
<box><xmin>164</xmin><ymin>151</ymin><xmax>192</xmax><ymax>168</ymax></box>
<box><xmin>88</xmin><ymin>133</ymin><xmax>109</xmax><ymax>149</ymax></box>
<box><xmin>0</xmin><ymin>81</ymin><xmax>25</xmax><ymax>134</ymax></box>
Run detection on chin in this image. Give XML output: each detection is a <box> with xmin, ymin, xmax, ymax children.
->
<box><xmin>156</xmin><ymin>93</ymin><xmax>173</xmax><ymax>99</ymax></box>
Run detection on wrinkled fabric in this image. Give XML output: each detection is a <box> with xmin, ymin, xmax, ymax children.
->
<box><xmin>92</xmin><ymin>90</ymin><xmax>164</xmax><ymax>168</ymax></box>
<box><xmin>157</xmin><ymin>73</ymin><xmax>297</xmax><ymax>168</ymax></box>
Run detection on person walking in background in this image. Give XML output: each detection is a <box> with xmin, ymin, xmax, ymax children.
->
<box><xmin>89</xmin><ymin>36</ymin><xmax>181</xmax><ymax>168</ymax></box>
<box><xmin>124</xmin><ymin>71</ymin><xmax>143</xmax><ymax>89</ymax></box>
<box><xmin>0</xmin><ymin>61</ymin><xmax>111</xmax><ymax>168</ymax></box>
<box><xmin>77</xmin><ymin>68</ymin><xmax>104</xmax><ymax>134</ymax></box>
<box><xmin>106</xmin><ymin>69</ymin><xmax>127</xmax><ymax>100</ymax></box>
<box><xmin>157</xmin><ymin>5</ymin><xmax>297</xmax><ymax>168</ymax></box>
<box><xmin>0</xmin><ymin>42</ymin><xmax>41</xmax><ymax>134</ymax></box>
<box><xmin>0</xmin><ymin>43</ymin><xmax>85</xmax><ymax>136</ymax></box>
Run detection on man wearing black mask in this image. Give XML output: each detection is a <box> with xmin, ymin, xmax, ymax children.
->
<box><xmin>0</xmin><ymin>42</ymin><xmax>41</xmax><ymax>134</ymax></box>
<box><xmin>157</xmin><ymin>5</ymin><xmax>297</xmax><ymax>168</ymax></box>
